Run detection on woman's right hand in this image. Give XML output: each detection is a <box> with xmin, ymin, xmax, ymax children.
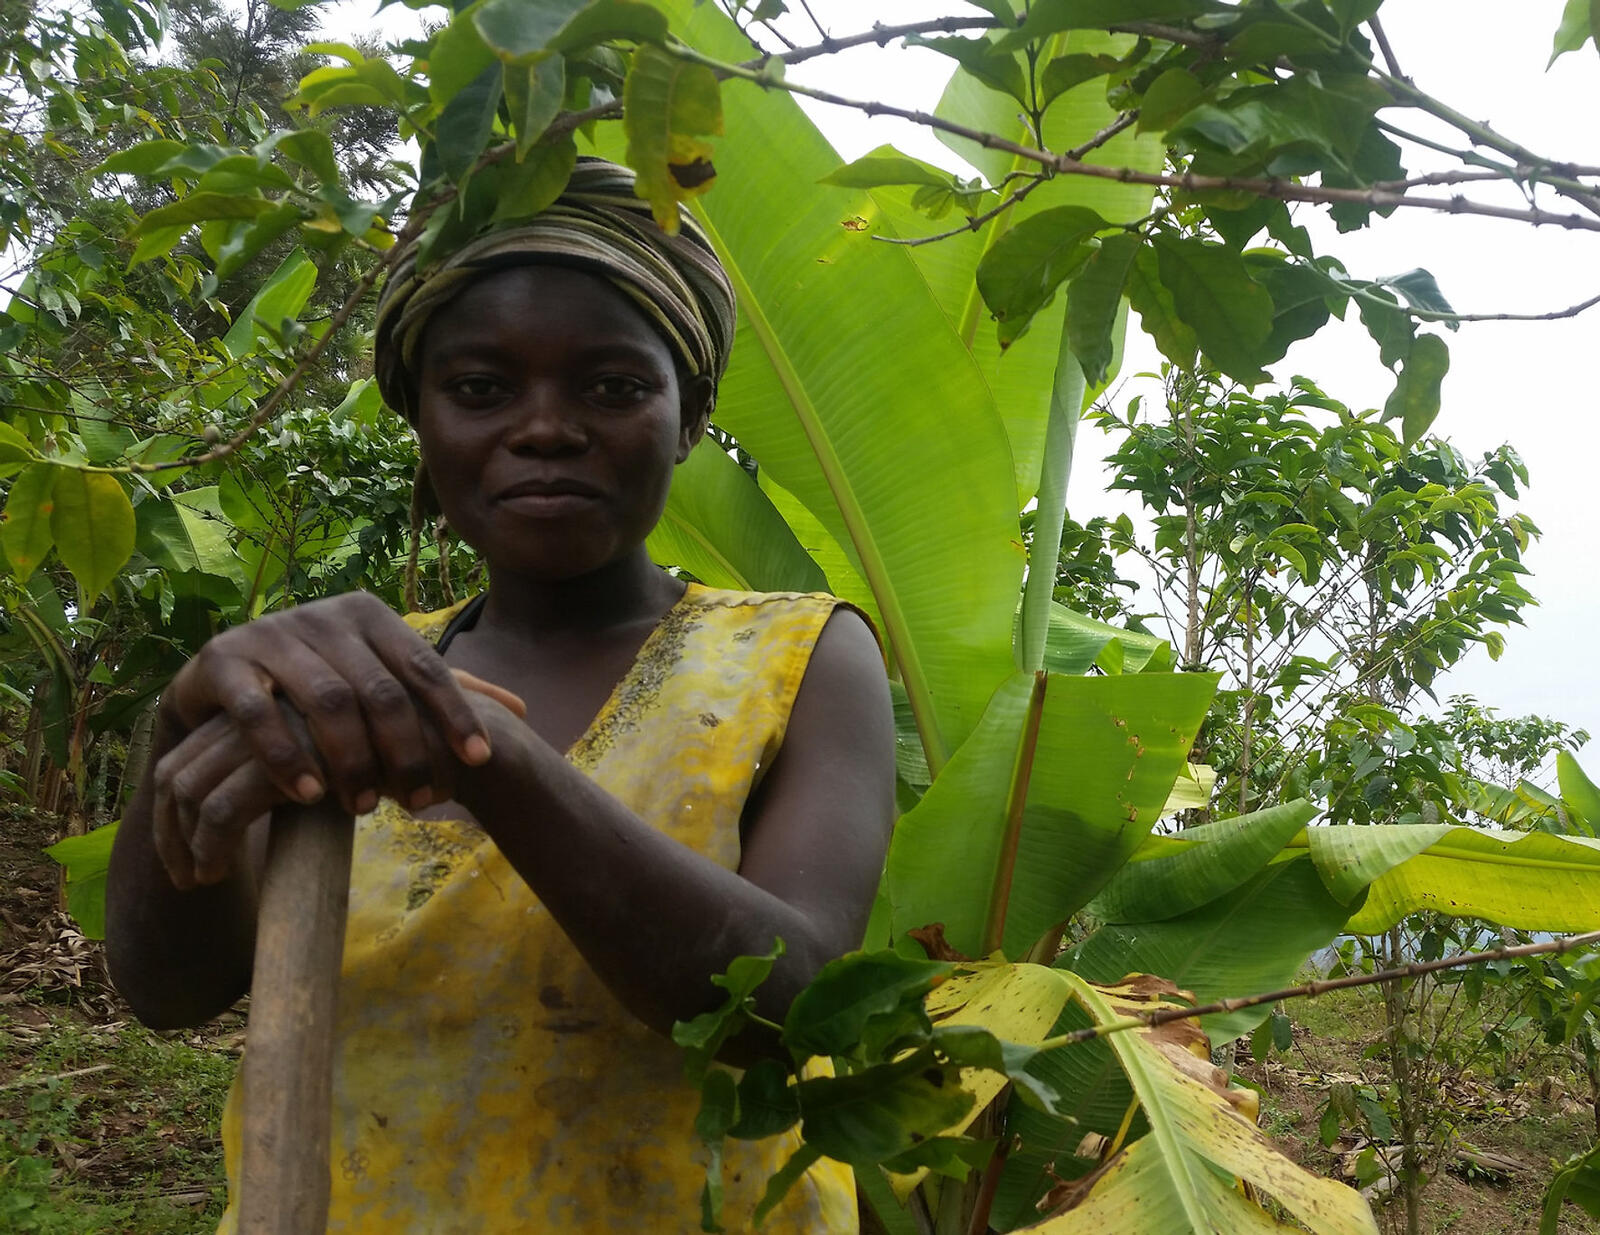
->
<box><xmin>161</xmin><ymin>591</ymin><xmax>498</xmax><ymax>826</ymax></box>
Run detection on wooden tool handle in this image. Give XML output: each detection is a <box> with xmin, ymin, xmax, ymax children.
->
<box><xmin>238</xmin><ymin>800</ymin><xmax>355</xmax><ymax>1235</ymax></box>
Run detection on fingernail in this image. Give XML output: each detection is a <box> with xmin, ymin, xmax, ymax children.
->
<box><xmin>296</xmin><ymin>774</ymin><xmax>325</xmax><ymax>804</ymax></box>
<box><xmin>355</xmin><ymin>790</ymin><xmax>379</xmax><ymax>814</ymax></box>
<box><xmin>409</xmin><ymin>787</ymin><xmax>433</xmax><ymax>811</ymax></box>
<box><xmin>464</xmin><ymin>735</ymin><xmax>491</xmax><ymax>765</ymax></box>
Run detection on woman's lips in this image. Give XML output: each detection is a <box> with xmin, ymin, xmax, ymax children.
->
<box><xmin>495</xmin><ymin>489</ymin><xmax>601</xmax><ymax>516</ymax></box>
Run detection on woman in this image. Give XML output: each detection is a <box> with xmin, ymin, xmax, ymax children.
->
<box><xmin>106</xmin><ymin>158</ymin><xmax>896</xmax><ymax>1233</ymax></box>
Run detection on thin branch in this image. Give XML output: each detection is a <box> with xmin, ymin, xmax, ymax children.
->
<box><xmin>1040</xmin><ymin>929</ymin><xmax>1600</xmax><ymax>1050</ymax></box>
<box><xmin>1367</xmin><ymin>16</ymin><xmax>1404</xmax><ymax>79</ymax></box>
<box><xmin>874</xmin><ymin>173</ymin><xmax>1049</xmax><ymax>246</ymax></box>
<box><xmin>742</xmin><ymin>16</ymin><xmax>1000</xmax><ymax>70</ymax></box>
<box><xmin>682</xmin><ymin>44</ymin><xmax>1600</xmax><ymax>234</ymax></box>
<box><xmin>796</xmin><ymin>0</ymin><xmax>829</xmax><ymax>44</ymax></box>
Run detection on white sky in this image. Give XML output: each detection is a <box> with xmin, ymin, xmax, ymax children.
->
<box><xmin>337</xmin><ymin>0</ymin><xmax>1600</xmax><ymax>755</ymax></box>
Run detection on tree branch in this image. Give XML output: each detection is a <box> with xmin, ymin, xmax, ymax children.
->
<box><xmin>1041</xmin><ymin>929</ymin><xmax>1600</xmax><ymax>1050</ymax></box>
<box><xmin>740</xmin><ymin>16</ymin><xmax>1001</xmax><ymax>70</ymax></box>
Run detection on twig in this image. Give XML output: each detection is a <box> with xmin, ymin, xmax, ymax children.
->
<box><xmin>1367</xmin><ymin>16</ymin><xmax>1404</xmax><ymax>79</ymax></box>
<box><xmin>742</xmin><ymin>17</ymin><xmax>1000</xmax><ymax>70</ymax></box>
<box><xmin>1</xmin><ymin>1062</ymin><xmax>112</xmax><ymax>1089</ymax></box>
<box><xmin>1039</xmin><ymin>929</ymin><xmax>1600</xmax><ymax>1050</ymax></box>
<box><xmin>796</xmin><ymin>0</ymin><xmax>829</xmax><ymax>45</ymax></box>
<box><xmin>874</xmin><ymin>173</ymin><xmax>1049</xmax><ymax>246</ymax></box>
<box><xmin>682</xmin><ymin>44</ymin><xmax>1600</xmax><ymax>234</ymax></box>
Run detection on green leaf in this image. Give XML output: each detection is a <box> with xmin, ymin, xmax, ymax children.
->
<box><xmin>1087</xmin><ymin>799</ymin><xmax>1318</xmax><ymax>924</ymax></box>
<box><xmin>694</xmin><ymin>1068</ymin><xmax>737</xmax><ymax>1231</ymax></box>
<box><xmin>1544</xmin><ymin>1140</ymin><xmax>1600</xmax><ymax>1234</ymax></box>
<box><xmin>1066</xmin><ymin>231</ymin><xmax>1139</xmax><ymax>385</ymax></box>
<box><xmin>1559</xmin><ymin>752</ymin><xmax>1600</xmax><ymax>828</ymax></box>
<box><xmin>473</xmin><ymin>0</ymin><xmax>594</xmax><ymax>60</ymax></box>
<box><xmin>905</xmin><ymin>35</ymin><xmax>1026</xmax><ymax>104</ymax></box>
<box><xmin>977</xmin><ymin>205</ymin><xmax>1107</xmax><ymax>347</ymax></box>
<box><xmin>782</xmin><ymin>951</ymin><xmax>949</xmax><ymax>1060</ymax></box>
<box><xmin>931</xmin><ymin>1024</ymin><xmax>1062</xmax><ymax>1112</ymax></box>
<box><xmin>1070</xmin><ymin>856</ymin><xmax>1350</xmax><ymax>1042</ymax></box>
<box><xmin>996</xmin><ymin>0</ymin><xmax>1223</xmax><ymax>53</ymax></box>
<box><xmin>94</xmin><ymin>138</ymin><xmax>187</xmax><ymax>177</ymax></box>
<box><xmin>1152</xmin><ymin>234</ymin><xmax>1273</xmax><ymax>383</ymax></box>
<box><xmin>821</xmin><ymin>153</ymin><xmax>950</xmax><ymax>192</ymax></box>
<box><xmin>45</xmin><ymin>821</ymin><xmax>120</xmax><ymax>940</ymax></box>
<box><xmin>794</xmin><ymin>1048</ymin><xmax>973</xmax><ymax>1166</ymax></box>
<box><xmin>1038</xmin><ymin>52</ymin><xmax>1125</xmax><ymax>109</ymax></box>
<box><xmin>273</xmin><ymin>129</ymin><xmax>340</xmax><ymax>184</ymax></box>
<box><xmin>544</xmin><ymin>0</ymin><xmax>671</xmax><ymax>55</ymax></box>
<box><xmin>622</xmin><ymin>43</ymin><xmax>723</xmax><ymax>231</ymax></box>
<box><xmin>50</xmin><ymin>469</ymin><xmax>136</xmax><ymax>602</ymax></box>
<box><xmin>1384</xmin><ymin>331</ymin><xmax>1450</xmax><ymax>445</ymax></box>
<box><xmin>213</xmin><ymin>201</ymin><xmax>302</xmax><ymax>283</ymax></box>
<box><xmin>503</xmin><ymin>57</ymin><xmax>567</xmax><ymax>158</ymax></box>
<box><xmin>222</xmin><ymin>248</ymin><xmax>318</xmax><ymax>359</ymax></box>
<box><xmin>429</xmin><ymin>8</ymin><xmax>498</xmax><ymax>102</ymax></box>
<box><xmin>884</xmin><ymin>670</ymin><xmax>1216</xmax><ymax>958</ymax></box>
<box><xmin>136</xmin><ymin>498</ymin><xmax>237</xmax><ymax>579</ymax></box>
<box><xmin>1042</xmin><ymin>602</ymin><xmax>1171</xmax><ymax>676</ymax></box>
<box><xmin>492</xmin><ymin>136</ymin><xmax>577</xmax><ymax>222</ymax></box>
<box><xmin>1550</xmin><ymin>0</ymin><xmax>1597</xmax><ymax>65</ymax></box>
<box><xmin>0</xmin><ymin>421</ymin><xmax>37</xmax><ymax>464</ymax></box>
<box><xmin>1304</xmin><ymin>823</ymin><xmax>1600</xmax><ymax>934</ymax></box>
<box><xmin>436</xmin><ymin>61</ymin><xmax>505</xmax><ymax>183</ymax></box>
<box><xmin>728</xmin><ymin>1058</ymin><xmax>800</xmax><ymax>1140</ymax></box>
<box><xmin>671</xmin><ymin>939</ymin><xmax>784</xmax><ymax>1080</ymax></box>
<box><xmin>1125</xmin><ymin>242</ymin><xmax>1197</xmax><ymax>369</ymax></box>
<box><xmin>130</xmin><ymin>191</ymin><xmax>272</xmax><ymax>237</ymax></box>
<box><xmin>1137</xmin><ymin>67</ymin><xmax>1203</xmax><ymax>133</ymax></box>
<box><xmin>2</xmin><ymin>463</ymin><xmax>58</xmax><ymax>581</ymax></box>
<box><xmin>646</xmin><ymin>438</ymin><xmax>827</xmax><ymax>593</ymax></box>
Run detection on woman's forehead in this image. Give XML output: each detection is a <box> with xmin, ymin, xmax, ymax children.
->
<box><xmin>420</xmin><ymin>265</ymin><xmax>676</xmax><ymax>366</ymax></box>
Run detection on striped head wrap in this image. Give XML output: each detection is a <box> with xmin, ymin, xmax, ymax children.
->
<box><xmin>374</xmin><ymin>157</ymin><xmax>737</xmax><ymax>421</ymax></box>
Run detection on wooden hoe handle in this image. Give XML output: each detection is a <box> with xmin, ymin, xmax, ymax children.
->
<box><xmin>238</xmin><ymin>800</ymin><xmax>355</xmax><ymax>1235</ymax></box>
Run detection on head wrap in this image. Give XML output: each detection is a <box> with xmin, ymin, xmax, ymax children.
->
<box><xmin>374</xmin><ymin>157</ymin><xmax>737</xmax><ymax>420</ymax></box>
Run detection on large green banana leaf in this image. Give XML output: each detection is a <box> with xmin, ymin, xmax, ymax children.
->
<box><xmin>1087</xmin><ymin>800</ymin><xmax>1317</xmax><ymax>923</ymax></box>
<box><xmin>928</xmin><ymin>26</ymin><xmax>1167</xmax><ymax>499</ymax></box>
<box><xmin>884</xmin><ymin>669</ymin><xmax>1216</xmax><ymax>959</ymax></box>
<box><xmin>648</xmin><ymin>438</ymin><xmax>827</xmax><ymax>593</ymax></box>
<box><xmin>756</xmin><ymin>470</ymin><xmax>882</xmax><ymax>636</ymax></box>
<box><xmin>601</xmin><ymin>0</ymin><xmax>1024</xmax><ymax>766</ymax></box>
<box><xmin>1071</xmin><ymin>857</ymin><xmax>1351</xmax><ymax>1041</ymax></box>
<box><xmin>1303</xmin><ymin>823</ymin><xmax>1600</xmax><ymax>934</ymax></box>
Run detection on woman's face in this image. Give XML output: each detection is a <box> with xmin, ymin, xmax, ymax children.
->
<box><xmin>414</xmin><ymin>265</ymin><xmax>708</xmax><ymax>581</ymax></box>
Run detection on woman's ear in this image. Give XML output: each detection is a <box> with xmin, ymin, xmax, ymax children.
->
<box><xmin>677</xmin><ymin>374</ymin><xmax>715</xmax><ymax>461</ymax></box>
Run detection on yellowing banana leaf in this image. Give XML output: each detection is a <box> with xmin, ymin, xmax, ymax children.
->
<box><xmin>647</xmin><ymin>438</ymin><xmax>827</xmax><ymax>593</ymax></box>
<box><xmin>1161</xmin><ymin>761</ymin><xmax>1215</xmax><ymax>815</ymax></box>
<box><xmin>596</xmin><ymin>0</ymin><xmax>1023</xmax><ymax>766</ymax></box>
<box><xmin>886</xmin><ymin>962</ymin><xmax>1080</xmax><ymax>1201</ymax></box>
<box><xmin>885</xmin><ymin>670</ymin><xmax>1216</xmax><ymax>960</ymax></box>
<box><xmin>1303</xmin><ymin>824</ymin><xmax>1600</xmax><ymax>935</ymax></box>
<box><xmin>1019</xmin><ymin>973</ymin><xmax>1376</xmax><ymax>1235</ymax></box>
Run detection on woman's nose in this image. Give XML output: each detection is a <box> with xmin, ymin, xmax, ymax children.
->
<box><xmin>503</xmin><ymin>384</ymin><xmax>586</xmax><ymax>453</ymax></box>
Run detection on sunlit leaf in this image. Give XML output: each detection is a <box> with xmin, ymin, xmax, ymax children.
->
<box><xmin>50</xmin><ymin>468</ymin><xmax>136</xmax><ymax>602</ymax></box>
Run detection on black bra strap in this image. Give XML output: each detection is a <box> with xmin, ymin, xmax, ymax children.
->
<box><xmin>434</xmin><ymin>593</ymin><xmax>488</xmax><ymax>653</ymax></box>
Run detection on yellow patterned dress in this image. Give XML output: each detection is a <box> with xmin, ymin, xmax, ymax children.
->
<box><xmin>216</xmin><ymin>584</ymin><xmax>859</xmax><ymax>1234</ymax></box>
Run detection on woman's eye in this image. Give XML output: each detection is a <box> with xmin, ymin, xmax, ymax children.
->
<box><xmin>447</xmin><ymin>375</ymin><xmax>505</xmax><ymax>402</ymax></box>
<box><xmin>589</xmin><ymin>375</ymin><xmax>653</xmax><ymax>404</ymax></box>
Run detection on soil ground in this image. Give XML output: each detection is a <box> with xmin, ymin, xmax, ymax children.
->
<box><xmin>3</xmin><ymin>804</ymin><xmax>1598</xmax><ymax>1232</ymax></box>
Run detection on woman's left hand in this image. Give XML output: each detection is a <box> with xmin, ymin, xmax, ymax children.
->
<box><xmin>152</xmin><ymin>671</ymin><xmax>526</xmax><ymax>888</ymax></box>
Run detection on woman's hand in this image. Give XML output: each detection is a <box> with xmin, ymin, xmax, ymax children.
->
<box><xmin>163</xmin><ymin>592</ymin><xmax>499</xmax><ymax>819</ymax></box>
<box><xmin>152</xmin><ymin>669</ymin><xmax>527</xmax><ymax>890</ymax></box>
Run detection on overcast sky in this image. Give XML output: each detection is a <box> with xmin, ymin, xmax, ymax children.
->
<box><xmin>339</xmin><ymin>1</ymin><xmax>1600</xmax><ymax>764</ymax></box>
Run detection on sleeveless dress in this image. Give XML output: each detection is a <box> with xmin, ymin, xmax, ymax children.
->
<box><xmin>215</xmin><ymin>583</ymin><xmax>860</xmax><ymax>1233</ymax></box>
